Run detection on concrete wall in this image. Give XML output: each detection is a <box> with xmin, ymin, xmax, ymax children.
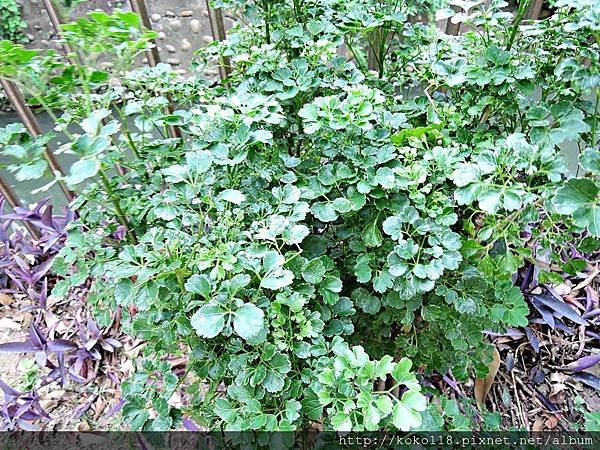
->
<box><xmin>16</xmin><ymin>0</ymin><xmax>234</xmax><ymax>73</ymax></box>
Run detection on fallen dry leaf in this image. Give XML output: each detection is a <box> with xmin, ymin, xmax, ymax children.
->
<box><xmin>0</xmin><ymin>294</ymin><xmax>13</xmax><ymax>306</ymax></box>
<box><xmin>553</xmin><ymin>283</ymin><xmax>572</xmax><ymax>297</ymax></box>
<box><xmin>544</xmin><ymin>414</ymin><xmax>559</xmax><ymax>429</ymax></box>
<box><xmin>573</xmin><ymin>269</ymin><xmax>600</xmax><ymax>292</ymax></box>
<box><xmin>474</xmin><ymin>347</ymin><xmax>501</xmax><ymax>410</ymax></box>
<box><xmin>0</xmin><ymin>317</ymin><xmax>22</xmax><ymax>330</ymax></box>
<box><xmin>532</xmin><ymin>416</ymin><xmax>544</xmax><ymax>432</ymax></box>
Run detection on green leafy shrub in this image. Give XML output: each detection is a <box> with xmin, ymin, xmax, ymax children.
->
<box><xmin>0</xmin><ymin>0</ymin><xmax>26</xmax><ymax>42</ymax></box>
<box><xmin>0</xmin><ymin>0</ymin><xmax>599</xmax><ymax>432</ymax></box>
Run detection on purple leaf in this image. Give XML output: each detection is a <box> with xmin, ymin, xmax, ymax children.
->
<box><xmin>34</xmin><ymin>351</ymin><xmax>47</xmax><ymax>368</ymax></box>
<box><xmin>530</xmin><ymin>297</ymin><xmax>556</xmax><ymax>328</ymax></box>
<box><xmin>182</xmin><ymin>417</ymin><xmax>200</xmax><ymax>431</ymax></box>
<box><xmin>103</xmin><ymin>338</ymin><xmax>122</xmax><ymax>348</ymax></box>
<box><xmin>56</xmin><ymin>352</ymin><xmax>66</xmax><ymax>387</ymax></box>
<box><xmin>572</xmin><ymin>372</ymin><xmax>600</xmax><ymax>389</ymax></box>
<box><xmin>47</xmin><ymin>339</ymin><xmax>78</xmax><ymax>352</ymax></box>
<box><xmin>15</xmin><ymin>419</ymin><xmax>40</xmax><ymax>431</ymax></box>
<box><xmin>72</xmin><ymin>393</ymin><xmax>97</xmax><ymax>420</ymax></box>
<box><xmin>536</xmin><ymin>392</ymin><xmax>559</xmax><ymax>412</ymax></box>
<box><xmin>585</xmin><ymin>286</ymin><xmax>594</xmax><ymax>314</ymax></box>
<box><xmin>505</xmin><ymin>352</ymin><xmax>515</xmax><ymax>371</ymax></box>
<box><xmin>520</xmin><ymin>264</ymin><xmax>533</xmax><ymax>292</ymax></box>
<box><xmin>0</xmin><ymin>379</ymin><xmax>22</xmax><ymax>398</ymax></box>
<box><xmin>524</xmin><ymin>327</ymin><xmax>540</xmax><ymax>353</ymax></box>
<box><xmin>0</xmin><ymin>342</ymin><xmax>38</xmax><ymax>353</ymax></box>
<box><xmin>554</xmin><ymin>318</ymin><xmax>575</xmax><ymax>335</ymax></box>
<box><xmin>562</xmin><ymin>354</ymin><xmax>600</xmax><ymax>372</ymax></box>
<box><xmin>41</xmin><ymin>205</ymin><xmax>53</xmax><ymax>229</ymax></box>
<box><xmin>532</xmin><ymin>367</ymin><xmax>545</xmax><ymax>384</ymax></box>
<box><xmin>99</xmin><ymin>341</ymin><xmax>115</xmax><ymax>352</ymax></box>
<box><xmin>29</xmin><ymin>323</ymin><xmax>46</xmax><ymax>348</ymax></box>
<box><xmin>32</xmin><ymin>257</ymin><xmax>54</xmax><ymax>283</ymax></box>
<box><xmin>582</xmin><ymin>309</ymin><xmax>600</xmax><ymax>320</ymax></box>
<box><xmin>586</xmin><ymin>330</ymin><xmax>600</xmax><ymax>340</ymax></box>
<box><xmin>532</xmin><ymin>294</ymin><xmax>587</xmax><ymax>325</ymax></box>
<box><xmin>87</xmin><ymin>318</ymin><xmax>100</xmax><ymax>338</ymax></box>
<box><xmin>104</xmin><ymin>398</ymin><xmax>125</xmax><ymax>418</ymax></box>
<box><xmin>484</xmin><ymin>328</ymin><xmax>524</xmax><ymax>338</ymax></box>
<box><xmin>84</xmin><ymin>338</ymin><xmax>98</xmax><ymax>351</ymax></box>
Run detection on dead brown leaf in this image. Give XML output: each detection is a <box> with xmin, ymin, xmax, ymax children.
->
<box><xmin>544</xmin><ymin>414</ymin><xmax>559</xmax><ymax>429</ymax></box>
<box><xmin>573</xmin><ymin>269</ymin><xmax>600</xmax><ymax>292</ymax></box>
<box><xmin>0</xmin><ymin>317</ymin><xmax>22</xmax><ymax>330</ymax></box>
<box><xmin>532</xmin><ymin>416</ymin><xmax>545</xmax><ymax>431</ymax></box>
<box><xmin>474</xmin><ymin>347</ymin><xmax>501</xmax><ymax>410</ymax></box>
<box><xmin>0</xmin><ymin>294</ymin><xmax>13</xmax><ymax>306</ymax></box>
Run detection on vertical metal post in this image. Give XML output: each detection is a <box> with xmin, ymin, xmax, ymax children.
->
<box><xmin>205</xmin><ymin>0</ymin><xmax>231</xmax><ymax>82</ymax></box>
<box><xmin>129</xmin><ymin>0</ymin><xmax>161</xmax><ymax>67</ymax></box>
<box><xmin>0</xmin><ymin>79</ymin><xmax>74</xmax><ymax>201</ymax></box>
<box><xmin>444</xmin><ymin>4</ymin><xmax>461</xmax><ymax>36</ymax></box>
<box><xmin>0</xmin><ymin>177</ymin><xmax>42</xmax><ymax>239</ymax></box>
<box><xmin>129</xmin><ymin>0</ymin><xmax>181</xmax><ymax>139</ymax></box>
<box><xmin>41</xmin><ymin>0</ymin><xmax>125</xmax><ymax>175</ymax></box>
<box><xmin>41</xmin><ymin>0</ymin><xmax>78</xmax><ymax>65</ymax></box>
<box><xmin>525</xmin><ymin>0</ymin><xmax>543</xmax><ymax>20</ymax></box>
<box><xmin>445</xmin><ymin>18</ymin><xmax>460</xmax><ymax>36</ymax></box>
<box><xmin>367</xmin><ymin>31</ymin><xmax>380</xmax><ymax>73</ymax></box>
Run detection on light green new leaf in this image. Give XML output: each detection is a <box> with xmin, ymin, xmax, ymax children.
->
<box><xmin>219</xmin><ymin>189</ymin><xmax>246</xmax><ymax>205</ymax></box>
<box><xmin>311</xmin><ymin>202</ymin><xmax>338</xmax><ymax>222</ymax></box>
<box><xmin>402</xmin><ymin>390</ymin><xmax>427</xmax><ymax>412</ymax></box>
<box><xmin>233</xmin><ymin>303</ymin><xmax>264</xmax><ymax>340</ymax></box>
<box><xmin>185</xmin><ymin>274</ymin><xmax>212</xmax><ymax>298</ymax></box>
<box><xmin>580</xmin><ymin>149</ymin><xmax>600</xmax><ymax>175</ymax></box>
<box><xmin>330</xmin><ymin>412</ymin><xmax>352</xmax><ymax>431</ymax></box>
<box><xmin>261</xmin><ymin>269</ymin><xmax>294</xmax><ymax>290</ymax></box>
<box><xmin>382</xmin><ymin>216</ymin><xmax>403</xmax><ymax>240</ymax></box>
<box><xmin>191</xmin><ymin>304</ymin><xmax>227</xmax><ymax>338</ymax></box>
<box><xmin>15</xmin><ymin>160</ymin><xmax>47</xmax><ymax>181</ymax></box>
<box><xmin>362</xmin><ymin>221</ymin><xmax>382</xmax><ymax>247</ymax></box>
<box><xmin>392</xmin><ymin>402</ymin><xmax>423</xmax><ymax>431</ymax></box>
<box><xmin>573</xmin><ymin>207</ymin><xmax>600</xmax><ymax>236</ymax></box>
<box><xmin>553</xmin><ymin>178</ymin><xmax>598</xmax><ymax>215</ymax></box>
<box><xmin>186</xmin><ymin>150</ymin><xmax>213</xmax><ymax>173</ymax></box>
<box><xmin>66</xmin><ymin>158</ymin><xmax>100</xmax><ymax>186</ymax></box>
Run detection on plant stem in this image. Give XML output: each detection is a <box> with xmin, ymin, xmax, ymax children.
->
<box><xmin>98</xmin><ymin>168</ymin><xmax>138</xmax><ymax>244</ymax></box>
<box><xmin>506</xmin><ymin>0</ymin><xmax>533</xmax><ymax>51</ymax></box>
<box><xmin>591</xmin><ymin>88</ymin><xmax>599</xmax><ymax>148</ymax></box>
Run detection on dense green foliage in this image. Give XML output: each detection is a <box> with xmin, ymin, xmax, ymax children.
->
<box><xmin>0</xmin><ymin>0</ymin><xmax>26</xmax><ymax>42</ymax></box>
<box><xmin>0</xmin><ymin>0</ymin><xmax>599</xmax><ymax>433</ymax></box>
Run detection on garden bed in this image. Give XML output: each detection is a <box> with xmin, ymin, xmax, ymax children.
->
<box><xmin>1</xmin><ymin>0</ymin><xmax>599</xmax><ymax>436</ymax></box>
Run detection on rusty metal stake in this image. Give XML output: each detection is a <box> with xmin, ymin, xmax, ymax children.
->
<box><xmin>129</xmin><ymin>0</ymin><xmax>181</xmax><ymax>139</ymax></box>
<box><xmin>0</xmin><ymin>176</ymin><xmax>42</xmax><ymax>239</ymax></box>
<box><xmin>129</xmin><ymin>0</ymin><xmax>161</xmax><ymax>67</ymax></box>
<box><xmin>41</xmin><ymin>0</ymin><xmax>79</xmax><ymax>65</ymax></box>
<box><xmin>1</xmin><ymin>79</ymin><xmax>74</xmax><ymax>201</ymax></box>
<box><xmin>445</xmin><ymin>18</ymin><xmax>461</xmax><ymax>36</ymax></box>
<box><xmin>205</xmin><ymin>0</ymin><xmax>232</xmax><ymax>82</ymax></box>
<box><xmin>525</xmin><ymin>0</ymin><xmax>544</xmax><ymax>20</ymax></box>
<box><xmin>41</xmin><ymin>0</ymin><xmax>127</xmax><ymax>175</ymax></box>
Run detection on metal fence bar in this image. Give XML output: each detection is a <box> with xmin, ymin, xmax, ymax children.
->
<box><xmin>129</xmin><ymin>0</ymin><xmax>181</xmax><ymax>139</ymax></box>
<box><xmin>525</xmin><ymin>0</ymin><xmax>544</xmax><ymax>20</ymax></box>
<box><xmin>40</xmin><ymin>0</ymin><xmax>78</xmax><ymax>65</ymax></box>
<box><xmin>0</xmin><ymin>79</ymin><xmax>74</xmax><ymax>201</ymax></box>
<box><xmin>129</xmin><ymin>0</ymin><xmax>161</xmax><ymax>67</ymax></box>
<box><xmin>0</xmin><ymin>176</ymin><xmax>42</xmax><ymax>239</ymax></box>
<box><xmin>445</xmin><ymin>18</ymin><xmax>460</xmax><ymax>36</ymax></box>
<box><xmin>0</xmin><ymin>176</ymin><xmax>22</xmax><ymax>211</ymax></box>
<box><xmin>205</xmin><ymin>0</ymin><xmax>231</xmax><ymax>82</ymax></box>
<box><xmin>42</xmin><ymin>0</ymin><xmax>126</xmax><ymax>175</ymax></box>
